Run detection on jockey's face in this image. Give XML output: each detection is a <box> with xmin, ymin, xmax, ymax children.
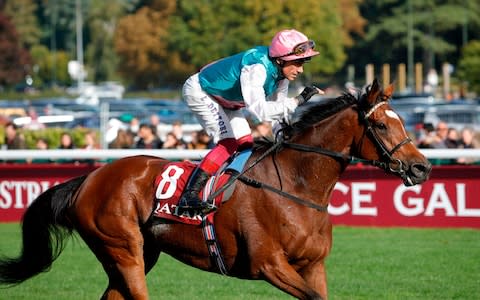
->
<box><xmin>278</xmin><ymin>59</ymin><xmax>305</xmax><ymax>81</ymax></box>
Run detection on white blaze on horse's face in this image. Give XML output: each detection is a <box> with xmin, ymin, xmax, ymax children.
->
<box><xmin>385</xmin><ymin>110</ymin><xmax>400</xmax><ymax>120</ymax></box>
<box><xmin>385</xmin><ymin>109</ymin><xmax>410</xmax><ymax>138</ymax></box>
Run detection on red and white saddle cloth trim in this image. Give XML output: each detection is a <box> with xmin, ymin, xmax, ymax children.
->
<box><xmin>153</xmin><ymin>161</ymin><xmax>230</xmax><ymax>225</ymax></box>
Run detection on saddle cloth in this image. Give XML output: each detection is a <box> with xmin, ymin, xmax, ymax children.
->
<box><xmin>153</xmin><ymin>149</ymin><xmax>251</xmax><ymax>225</ymax></box>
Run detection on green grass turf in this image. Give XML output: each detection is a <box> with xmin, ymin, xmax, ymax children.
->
<box><xmin>0</xmin><ymin>223</ymin><xmax>478</xmax><ymax>299</ymax></box>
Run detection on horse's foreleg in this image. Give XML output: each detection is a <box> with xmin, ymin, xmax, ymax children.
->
<box><xmin>259</xmin><ymin>255</ymin><xmax>323</xmax><ymax>300</ymax></box>
<box><xmin>300</xmin><ymin>259</ymin><xmax>328</xmax><ymax>299</ymax></box>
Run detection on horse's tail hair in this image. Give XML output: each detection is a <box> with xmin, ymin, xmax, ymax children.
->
<box><xmin>0</xmin><ymin>175</ymin><xmax>87</xmax><ymax>285</ymax></box>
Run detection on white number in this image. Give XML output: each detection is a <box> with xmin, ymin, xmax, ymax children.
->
<box><xmin>156</xmin><ymin>165</ymin><xmax>185</xmax><ymax>199</ymax></box>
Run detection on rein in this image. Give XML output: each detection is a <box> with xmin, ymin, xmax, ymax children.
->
<box><xmin>208</xmin><ymin>100</ymin><xmax>412</xmax><ymax>211</ymax></box>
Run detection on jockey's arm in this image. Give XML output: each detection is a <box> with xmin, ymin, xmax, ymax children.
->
<box><xmin>240</xmin><ymin>64</ymin><xmax>298</xmax><ymax>122</ymax></box>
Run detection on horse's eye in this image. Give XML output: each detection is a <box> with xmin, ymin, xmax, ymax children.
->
<box><xmin>376</xmin><ymin>122</ymin><xmax>387</xmax><ymax>130</ymax></box>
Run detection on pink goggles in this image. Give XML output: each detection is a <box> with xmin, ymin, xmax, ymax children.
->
<box><xmin>278</xmin><ymin>40</ymin><xmax>316</xmax><ymax>58</ymax></box>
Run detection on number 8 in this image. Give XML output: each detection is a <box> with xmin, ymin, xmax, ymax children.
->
<box><xmin>156</xmin><ymin>165</ymin><xmax>185</xmax><ymax>199</ymax></box>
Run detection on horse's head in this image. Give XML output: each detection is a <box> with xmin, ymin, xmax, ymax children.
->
<box><xmin>354</xmin><ymin>79</ymin><xmax>431</xmax><ymax>185</ymax></box>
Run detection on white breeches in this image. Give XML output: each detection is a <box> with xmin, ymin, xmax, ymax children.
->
<box><xmin>182</xmin><ymin>73</ymin><xmax>251</xmax><ymax>143</ymax></box>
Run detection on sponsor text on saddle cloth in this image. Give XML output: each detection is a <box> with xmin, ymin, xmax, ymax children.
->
<box><xmin>153</xmin><ymin>149</ymin><xmax>252</xmax><ymax>225</ymax></box>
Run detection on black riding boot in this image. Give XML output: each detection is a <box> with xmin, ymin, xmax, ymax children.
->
<box><xmin>175</xmin><ymin>168</ymin><xmax>214</xmax><ymax>215</ymax></box>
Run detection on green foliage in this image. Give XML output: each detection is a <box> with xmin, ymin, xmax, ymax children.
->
<box><xmin>348</xmin><ymin>0</ymin><xmax>480</xmax><ymax>76</ymax></box>
<box><xmin>30</xmin><ymin>45</ymin><xmax>71</xmax><ymax>87</ymax></box>
<box><xmin>169</xmin><ymin>0</ymin><xmax>347</xmax><ymax>82</ymax></box>
<box><xmin>0</xmin><ymin>127</ymin><xmax>93</xmax><ymax>149</ymax></box>
<box><xmin>3</xmin><ymin>0</ymin><xmax>41</xmax><ymax>49</ymax></box>
<box><xmin>85</xmin><ymin>0</ymin><xmax>130</xmax><ymax>83</ymax></box>
<box><xmin>458</xmin><ymin>40</ymin><xmax>480</xmax><ymax>94</ymax></box>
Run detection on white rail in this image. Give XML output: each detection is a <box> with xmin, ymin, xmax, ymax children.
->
<box><xmin>1</xmin><ymin>149</ymin><xmax>480</xmax><ymax>161</ymax></box>
<box><xmin>0</xmin><ymin>149</ymin><xmax>209</xmax><ymax>160</ymax></box>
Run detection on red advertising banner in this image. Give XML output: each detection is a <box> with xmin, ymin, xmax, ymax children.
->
<box><xmin>0</xmin><ymin>164</ymin><xmax>98</xmax><ymax>222</ymax></box>
<box><xmin>0</xmin><ymin>163</ymin><xmax>479</xmax><ymax>228</ymax></box>
<box><xmin>330</xmin><ymin>165</ymin><xmax>480</xmax><ymax>228</ymax></box>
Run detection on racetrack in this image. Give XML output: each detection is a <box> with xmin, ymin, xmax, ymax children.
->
<box><xmin>0</xmin><ymin>224</ymin><xmax>478</xmax><ymax>299</ymax></box>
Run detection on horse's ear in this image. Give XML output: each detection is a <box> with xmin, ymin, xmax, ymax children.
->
<box><xmin>367</xmin><ymin>78</ymin><xmax>381</xmax><ymax>104</ymax></box>
<box><xmin>383</xmin><ymin>83</ymin><xmax>395</xmax><ymax>99</ymax></box>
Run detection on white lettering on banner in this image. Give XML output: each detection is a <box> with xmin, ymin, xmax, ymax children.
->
<box><xmin>329</xmin><ymin>182</ymin><xmax>377</xmax><ymax>216</ymax></box>
<box><xmin>425</xmin><ymin>183</ymin><xmax>456</xmax><ymax>216</ymax></box>
<box><xmin>0</xmin><ymin>180</ymin><xmax>58</xmax><ymax>209</ymax></box>
<box><xmin>394</xmin><ymin>182</ymin><xmax>480</xmax><ymax>217</ymax></box>
<box><xmin>328</xmin><ymin>182</ymin><xmax>350</xmax><ymax>215</ymax></box>
<box><xmin>0</xmin><ymin>181</ymin><xmax>13</xmax><ymax>209</ymax></box>
<box><xmin>352</xmin><ymin>182</ymin><xmax>377</xmax><ymax>216</ymax></box>
<box><xmin>394</xmin><ymin>185</ymin><xmax>424</xmax><ymax>216</ymax></box>
<box><xmin>456</xmin><ymin>183</ymin><xmax>480</xmax><ymax>217</ymax></box>
<box><xmin>333</xmin><ymin>181</ymin><xmax>479</xmax><ymax>218</ymax></box>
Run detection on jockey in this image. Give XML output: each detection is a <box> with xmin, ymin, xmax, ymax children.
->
<box><xmin>177</xmin><ymin>29</ymin><xmax>324</xmax><ymax>215</ymax></box>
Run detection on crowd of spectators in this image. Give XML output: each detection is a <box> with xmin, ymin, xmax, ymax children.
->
<box><xmin>415</xmin><ymin>121</ymin><xmax>480</xmax><ymax>164</ymax></box>
<box><xmin>2</xmin><ymin>111</ymin><xmax>479</xmax><ymax>165</ymax></box>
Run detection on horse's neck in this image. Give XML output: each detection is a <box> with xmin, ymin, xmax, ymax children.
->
<box><xmin>280</xmin><ymin>115</ymin><xmax>353</xmax><ymax>203</ymax></box>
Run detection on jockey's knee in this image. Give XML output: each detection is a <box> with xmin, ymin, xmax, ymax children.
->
<box><xmin>218</xmin><ymin>138</ymin><xmax>238</xmax><ymax>154</ymax></box>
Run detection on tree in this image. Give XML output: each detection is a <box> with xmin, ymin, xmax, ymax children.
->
<box><xmin>345</xmin><ymin>0</ymin><xmax>480</xmax><ymax>84</ymax></box>
<box><xmin>114</xmin><ymin>0</ymin><xmax>180</xmax><ymax>89</ymax></box>
<box><xmin>0</xmin><ymin>13</ymin><xmax>31</xmax><ymax>87</ymax></box>
<box><xmin>114</xmin><ymin>0</ymin><xmax>364</xmax><ymax>88</ymax></box>
<box><xmin>169</xmin><ymin>0</ymin><xmax>352</xmax><ymax>82</ymax></box>
<box><xmin>30</xmin><ymin>45</ymin><xmax>71</xmax><ymax>87</ymax></box>
<box><xmin>457</xmin><ymin>40</ymin><xmax>480</xmax><ymax>95</ymax></box>
<box><xmin>3</xmin><ymin>0</ymin><xmax>41</xmax><ymax>49</ymax></box>
<box><xmin>86</xmin><ymin>0</ymin><xmax>130</xmax><ymax>82</ymax></box>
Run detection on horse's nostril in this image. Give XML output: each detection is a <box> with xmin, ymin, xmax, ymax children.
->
<box><xmin>411</xmin><ymin>162</ymin><xmax>432</xmax><ymax>178</ymax></box>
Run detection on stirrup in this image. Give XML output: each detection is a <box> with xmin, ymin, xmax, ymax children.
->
<box><xmin>175</xmin><ymin>197</ymin><xmax>217</xmax><ymax>216</ymax></box>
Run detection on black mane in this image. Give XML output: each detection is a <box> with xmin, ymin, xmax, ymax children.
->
<box><xmin>285</xmin><ymin>92</ymin><xmax>359</xmax><ymax>137</ymax></box>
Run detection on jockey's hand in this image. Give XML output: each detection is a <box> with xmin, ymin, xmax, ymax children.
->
<box><xmin>297</xmin><ymin>86</ymin><xmax>325</xmax><ymax>105</ymax></box>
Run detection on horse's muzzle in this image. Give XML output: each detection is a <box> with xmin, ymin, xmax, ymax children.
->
<box><xmin>404</xmin><ymin>161</ymin><xmax>432</xmax><ymax>186</ymax></box>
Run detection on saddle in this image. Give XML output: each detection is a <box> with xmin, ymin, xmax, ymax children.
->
<box><xmin>153</xmin><ymin>149</ymin><xmax>251</xmax><ymax>225</ymax></box>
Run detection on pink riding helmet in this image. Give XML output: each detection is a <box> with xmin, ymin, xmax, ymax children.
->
<box><xmin>269</xmin><ymin>29</ymin><xmax>319</xmax><ymax>61</ymax></box>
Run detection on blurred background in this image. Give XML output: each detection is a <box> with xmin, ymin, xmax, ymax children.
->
<box><xmin>1</xmin><ymin>0</ymin><xmax>480</xmax><ymax>160</ymax></box>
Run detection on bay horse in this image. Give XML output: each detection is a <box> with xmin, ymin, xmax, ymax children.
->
<box><xmin>0</xmin><ymin>79</ymin><xmax>431</xmax><ymax>299</ymax></box>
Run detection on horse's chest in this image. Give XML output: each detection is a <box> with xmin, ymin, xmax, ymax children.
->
<box><xmin>279</xmin><ymin>222</ymin><xmax>331</xmax><ymax>260</ymax></box>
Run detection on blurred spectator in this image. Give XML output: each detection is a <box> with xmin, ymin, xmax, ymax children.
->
<box><xmin>457</xmin><ymin>127</ymin><xmax>480</xmax><ymax>164</ymax></box>
<box><xmin>24</xmin><ymin>107</ymin><xmax>45</xmax><ymax>130</ymax></box>
<box><xmin>83</xmin><ymin>130</ymin><xmax>100</xmax><ymax>150</ymax></box>
<box><xmin>187</xmin><ymin>129</ymin><xmax>214</xmax><ymax>149</ymax></box>
<box><xmin>171</xmin><ymin>121</ymin><xmax>187</xmax><ymax>147</ymax></box>
<box><xmin>109</xmin><ymin>129</ymin><xmax>135</xmax><ymax>149</ymax></box>
<box><xmin>106</xmin><ymin>118</ymin><xmax>127</xmax><ymax>145</ymax></box>
<box><xmin>36</xmin><ymin>138</ymin><xmax>49</xmax><ymax>150</ymax></box>
<box><xmin>57</xmin><ymin>132</ymin><xmax>77</xmax><ymax>164</ymax></box>
<box><xmin>134</xmin><ymin>124</ymin><xmax>163</xmax><ymax>149</ymax></box>
<box><xmin>149</xmin><ymin>114</ymin><xmax>163</xmax><ymax>139</ymax></box>
<box><xmin>418</xmin><ymin>121</ymin><xmax>448</xmax><ymax>149</ymax></box>
<box><xmin>58</xmin><ymin>132</ymin><xmax>75</xmax><ymax>149</ymax></box>
<box><xmin>162</xmin><ymin>132</ymin><xmax>185</xmax><ymax>149</ymax></box>
<box><xmin>445</xmin><ymin>128</ymin><xmax>460</xmax><ymax>149</ymax></box>
<box><xmin>29</xmin><ymin>138</ymin><xmax>52</xmax><ymax>164</ymax></box>
<box><xmin>3</xmin><ymin>121</ymin><xmax>26</xmax><ymax>149</ymax></box>
<box><xmin>128</xmin><ymin>117</ymin><xmax>140</xmax><ymax>135</ymax></box>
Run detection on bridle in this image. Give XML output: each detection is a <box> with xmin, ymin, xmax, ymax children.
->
<box><xmin>358</xmin><ymin>101</ymin><xmax>413</xmax><ymax>181</ymax></box>
<box><xmin>282</xmin><ymin>101</ymin><xmax>412</xmax><ymax>177</ymax></box>
<box><xmin>208</xmin><ymin>100</ymin><xmax>414</xmax><ymax>211</ymax></box>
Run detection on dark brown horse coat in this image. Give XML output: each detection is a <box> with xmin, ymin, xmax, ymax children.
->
<box><xmin>0</xmin><ymin>80</ymin><xmax>431</xmax><ymax>299</ymax></box>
